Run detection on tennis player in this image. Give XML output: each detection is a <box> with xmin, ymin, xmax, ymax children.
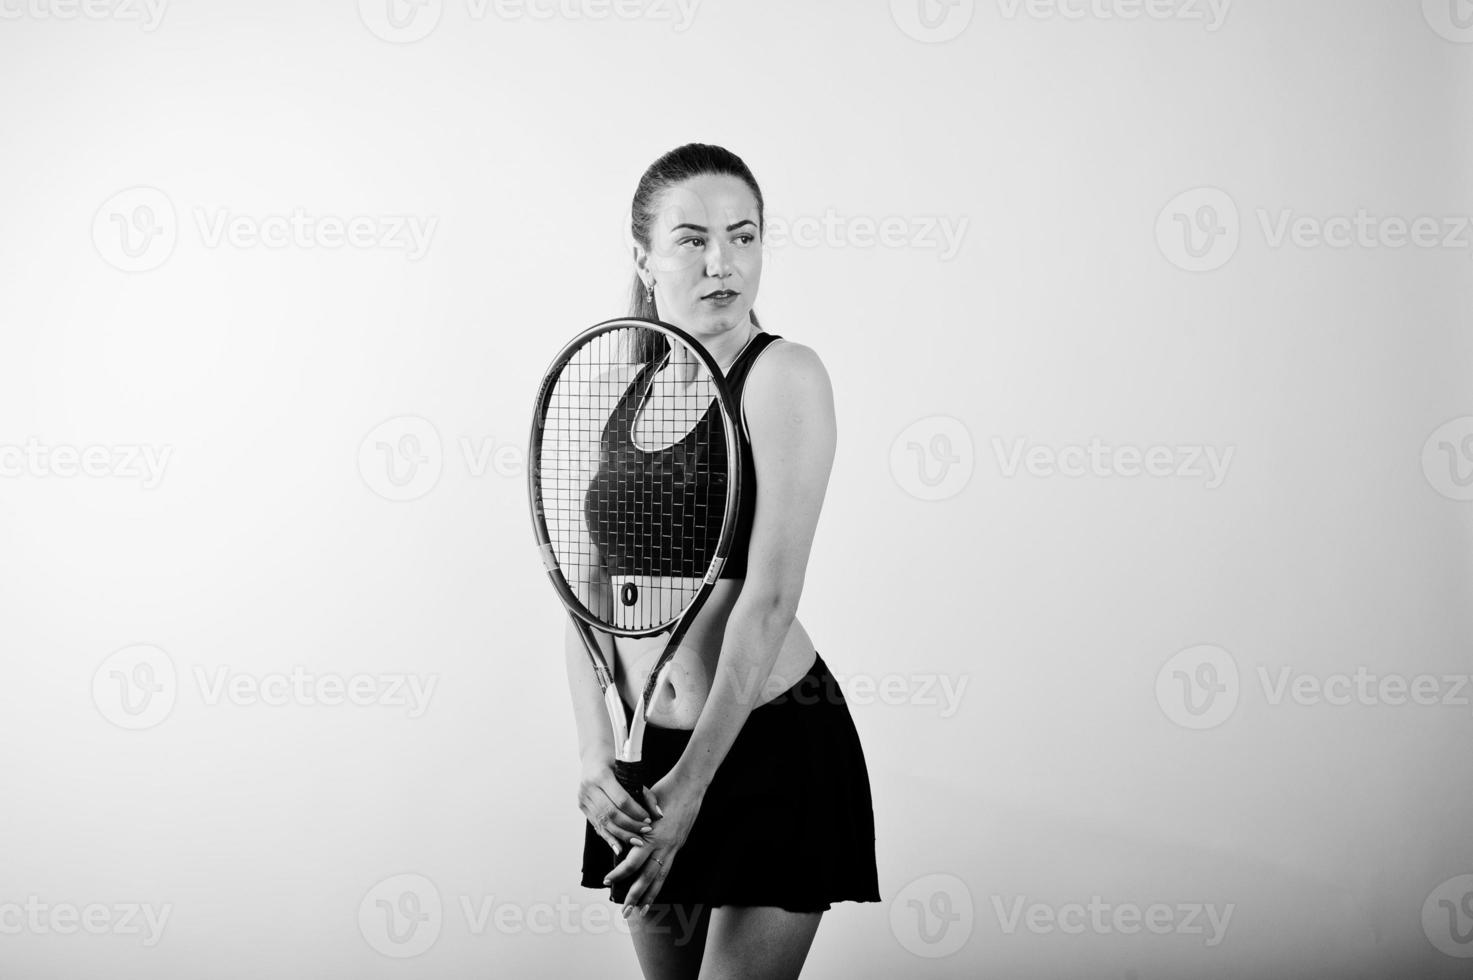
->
<box><xmin>569</xmin><ymin>143</ymin><xmax>880</xmax><ymax>980</ymax></box>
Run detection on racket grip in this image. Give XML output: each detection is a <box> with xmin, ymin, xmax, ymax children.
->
<box><xmin>613</xmin><ymin>759</ymin><xmax>646</xmax><ymax>808</ymax></box>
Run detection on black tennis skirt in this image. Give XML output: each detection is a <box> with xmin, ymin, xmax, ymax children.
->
<box><xmin>580</xmin><ymin>651</ymin><xmax>881</xmax><ymax>914</ymax></box>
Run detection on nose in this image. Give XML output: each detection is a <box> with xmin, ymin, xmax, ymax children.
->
<box><xmin>705</xmin><ymin>239</ymin><xmax>734</xmax><ymax>278</ymax></box>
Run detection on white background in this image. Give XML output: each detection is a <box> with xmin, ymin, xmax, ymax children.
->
<box><xmin>1</xmin><ymin>0</ymin><xmax>1471</xmax><ymax>977</ymax></box>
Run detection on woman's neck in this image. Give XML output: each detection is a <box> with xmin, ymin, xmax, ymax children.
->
<box><xmin>668</xmin><ymin>320</ymin><xmax>757</xmax><ymax>379</ymax></box>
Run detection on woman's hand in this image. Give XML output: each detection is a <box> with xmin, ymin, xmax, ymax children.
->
<box><xmin>605</xmin><ymin>769</ymin><xmax>707</xmax><ymax>917</ymax></box>
<box><xmin>578</xmin><ymin>757</ymin><xmax>657</xmax><ymax>855</ymax></box>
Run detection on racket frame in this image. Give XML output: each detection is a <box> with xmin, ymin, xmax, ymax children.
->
<box><xmin>528</xmin><ymin>316</ymin><xmax>745</xmax><ymax>774</ymax></box>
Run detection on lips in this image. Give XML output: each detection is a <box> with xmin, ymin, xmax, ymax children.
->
<box><xmin>702</xmin><ymin>290</ymin><xmax>738</xmax><ymax>300</ymax></box>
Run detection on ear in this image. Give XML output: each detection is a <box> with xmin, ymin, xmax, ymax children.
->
<box><xmin>632</xmin><ymin>243</ymin><xmax>651</xmax><ymax>284</ymax></box>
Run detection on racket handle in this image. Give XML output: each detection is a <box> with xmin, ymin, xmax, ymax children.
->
<box><xmin>613</xmin><ymin>759</ymin><xmax>646</xmax><ymax>808</ymax></box>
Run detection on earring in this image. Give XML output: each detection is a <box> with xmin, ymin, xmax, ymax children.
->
<box><xmin>645</xmin><ymin>280</ymin><xmax>655</xmax><ymax>305</ymax></box>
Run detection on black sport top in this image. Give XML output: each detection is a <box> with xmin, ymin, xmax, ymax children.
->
<box><xmin>582</xmin><ymin>330</ymin><xmax>783</xmax><ymax>581</ymax></box>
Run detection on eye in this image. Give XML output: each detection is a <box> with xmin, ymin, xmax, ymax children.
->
<box><xmin>735</xmin><ymin>233</ymin><xmax>756</xmax><ymax>245</ymax></box>
<box><xmin>679</xmin><ymin>236</ymin><xmax>705</xmax><ymax>249</ymax></box>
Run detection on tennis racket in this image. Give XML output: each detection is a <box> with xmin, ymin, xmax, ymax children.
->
<box><xmin>528</xmin><ymin>316</ymin><xmax>743</xmax><ymax>857</ymax></box>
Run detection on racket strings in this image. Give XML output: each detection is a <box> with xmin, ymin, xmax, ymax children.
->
<box><xmin>538</xmin><ymin>325</ymin><xmax>730</xmax><ymax>632</ymax></box>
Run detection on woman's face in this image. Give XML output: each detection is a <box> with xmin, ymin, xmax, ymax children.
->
<box><xmin>636</xmin><ymin>174</ymin><xmax>763</xmax><ymax>339</ymax></box>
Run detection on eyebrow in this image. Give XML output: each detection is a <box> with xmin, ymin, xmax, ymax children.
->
<box><xmin>670</xmin><ymin>219</ymin><xmax>758</xmax><ymax>233</ymax></box>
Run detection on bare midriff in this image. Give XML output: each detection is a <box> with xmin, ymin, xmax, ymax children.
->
<box><xmin>612</xmin><ymin>577</ymin><xmax>817</xmax><ymax>730</ymax></box>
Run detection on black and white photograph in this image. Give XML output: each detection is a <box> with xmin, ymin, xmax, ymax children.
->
<box><xmin>1</xmin><ymin>1</ymin><xmax>1470</xmax><ymax>977</ymax></box>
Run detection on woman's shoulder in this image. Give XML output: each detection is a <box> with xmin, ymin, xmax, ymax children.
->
<box><xmin>743</xmin><ymin>336</ymin><xmax>835</xmax><ymax>428</ymax></box>
<box><xmin>747</xmin><ymin>336</ymin><xmax>831</xmax><ymax>394</ymax></box>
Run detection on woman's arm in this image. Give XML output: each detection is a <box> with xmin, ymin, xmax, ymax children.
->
<box><xmin>565</xmin><ymin>612</ymin><xmax>618</xmax><ymax>766</ymax></box>
<box><xmin>565</xmin><ymin>501</ymin><xmax>620</xmax><ymax>765</ymax></box>
<box><xmin>564</xmin><ymin>369</ymin><xmax>622</xmax><ymax>765</ymax></box>
<box><xmin>567</xmin><ymin>537</ymin><xmax>656</xmax><ymax>852</ymax></box>
<box><xmin>669</xmin><ymin>341</ymin><xmax>838</xmax><ymax>792</ymax></box>
<box><xmin>562</xmin><ymin>371</ymin><xmax>658</xmax><ymax>852</ymax></box>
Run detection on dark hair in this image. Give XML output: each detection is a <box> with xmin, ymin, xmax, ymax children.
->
<box><xmin>625</xmin><ymin>143</ymin><xmax>765</xmax><ymax>363</ymax></box>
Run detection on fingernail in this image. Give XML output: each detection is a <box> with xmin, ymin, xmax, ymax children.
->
<box><xmin>622</xmin><ymin>906</ymin><xmax>632</xmax><ymax>918</ymax></box>
<box><xmin>602</xmin><ymin>878</ymin><xmax>611</xmax><ymax>885</ymax></box>
<box><xmin>629</xmin><ymin>837</ymin><xmax>645</xmax><ymax>847</ymax></box>
<box><xmin>640</xmin><ymin>825</ymin><xmax>653</xmax><ymax>833</ymax></box>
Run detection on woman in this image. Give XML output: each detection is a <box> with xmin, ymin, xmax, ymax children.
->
<box><xmin>568</xmin><ymin>143</ymin><xmax>880</xmax><ymax>980</ymax></box>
